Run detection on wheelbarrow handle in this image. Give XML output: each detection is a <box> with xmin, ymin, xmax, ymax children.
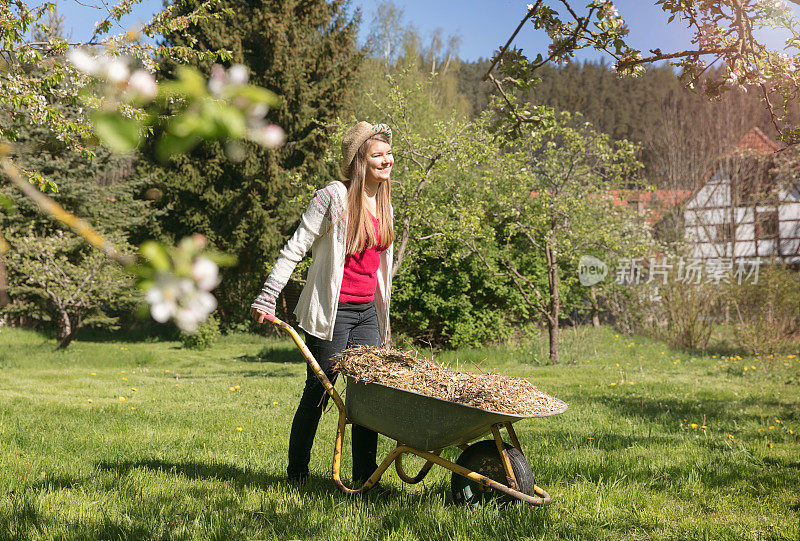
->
<box><xmin>266</xmin><ymin>316</ymin><xmax>346</xmax><ymax>413</ymax></box>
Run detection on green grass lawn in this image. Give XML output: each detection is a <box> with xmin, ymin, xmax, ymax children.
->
<box><xmin>0</xmin><ymin>325</ymin><xmax>797</xmax><ymax>540</ymax></box>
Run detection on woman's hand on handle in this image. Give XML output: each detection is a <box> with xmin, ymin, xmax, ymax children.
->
<box><xmin>250</xmin><ymin>307</ymin><xmax>275</xmax><ymax>324</ymax></box>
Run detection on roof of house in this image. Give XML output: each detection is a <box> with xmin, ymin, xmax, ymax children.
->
<box><xmin>735</xmin><ymin>126</ymin><xmax>780</xmax><ymax>153</ymax></box>
<box><xmin>605</xmin><ymin>189</ymin><xmax>693</xmax><ymax>223</ymax></box>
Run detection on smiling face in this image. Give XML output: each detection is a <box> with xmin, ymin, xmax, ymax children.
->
<box><xmin>363</xmin><ymin>139</ymin><xmax>393</xmax><ymax>184</ymax></box>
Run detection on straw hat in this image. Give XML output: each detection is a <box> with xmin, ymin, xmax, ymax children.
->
<box><xmin>340</xmin><ymin>121</ymin><xmax>392</xmax><ymax>179</ymax></box>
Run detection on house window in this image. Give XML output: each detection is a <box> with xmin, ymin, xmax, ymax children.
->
<box><xmin>755</xmin><ymin>210</ymin><xmax>779</xmax><ymax>239</ymax></box>
<box><xmin>716</xmin><ymin>222</ymin><xmax>734</xmax><ymax>243</ymax></box>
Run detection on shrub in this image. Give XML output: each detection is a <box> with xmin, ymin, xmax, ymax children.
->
<box><xmin>601</xmin><ymin>277</ymin><xmax>721</xmax><ymax>350</ymax></box>
<box><xmin>181</xmin><ymin>313</ymin><xmax>221</xmax><ymax>350</ymax></box>
<box><xmin>729</xmin><ymin>262</ymin><xmax>800</xmax><ymax>355</ymax></box>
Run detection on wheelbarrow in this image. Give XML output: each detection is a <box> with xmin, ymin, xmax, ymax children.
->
<box><xmin>267</xmin><ymin>315</ymin><xmax>568</xmax><ymax>507</ymax></box>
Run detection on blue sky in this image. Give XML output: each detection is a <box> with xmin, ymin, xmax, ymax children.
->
<box><xmin>54</xmin><ymin>0</ymin><xmax>799</xmax><ymax>64</ymax></box>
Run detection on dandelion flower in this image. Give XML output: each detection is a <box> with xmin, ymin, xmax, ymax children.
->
<box><xmin>234</xmin><ymin>385</ymin><xmax>240</xmax><ymax>390</ymax></box>
<box><xmin>691</xmin><ymin>423</ymin><xmax>698</xmax><ymax>429</ymax></box>
<box><xmin>174</xmin><ymin>383</ymin><xmax>179</xmax><ymax>387</ymax></box>
<box><xmin>165</xmin><ymin>369</ymin><xmax>171</xmax><ymax>373</ymax></box>
<box><xmin>272</xmin><ymin>401</ymin><xmax>279</xmax><ymax>405</ymax></box>
<box><xmin>131</xmin><ymin>388</ymin><xmax>137</xmax><ymax>392</ymax></box>
<box><xmin>236</xmin><ymin>426</ymin><xmax>243</xmax><ymax>431</ymax></box>
<box><xmin>119</xmin><ymin>396</ymin><xmax>126</xmax><ymax>401</ymax></box>
<box><xmin>587</xmin><ymin>437</ymin><xmax>594</xmax><ymax>440</ymax></box>
<box><xmin>769</xmin><ymin>426</ymin><xmax>775</xmax><ymax>430</ymax></box>
<box><xmin>229</xmin><ymin>386</ymin><xmax>235</xmax><ymax>391</ymax></box>
<box><xmin>768</xmin><ymin>442</ymin><xmax>773</xmax><ymax>448</ymax></box>
<box><xmin>616</xmin><ymin>363</ymin><xmax>620</xmax><ymax>367</ymax></box>
<box><xmin>701</xmin><ymin>425</ymin><xmax>707</xmax><ymax>429</ymax></box>
<box><xmin>610</xmin><ymin>382</ymin><xmax>617</xmax><ymax>386</ymax></box>
<box><xmin>122</xmin><ymin>377</ymin><xmax>128</xmax><ymax>382</ymax></box>
<box><xmin>130</xmin><ymin>406</ymin><xmax>136</xmax><ymax>410</ymax></box>
<box><xmin>87</xmin><ymin>399</ymin><xmax>93</xmax><ymax>403</ymax></box>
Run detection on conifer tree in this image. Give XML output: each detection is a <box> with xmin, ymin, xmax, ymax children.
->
<box><xmin>146</xmin><ymin>0</ymin><xmax>362</xmax><ymax>324</ymax></box>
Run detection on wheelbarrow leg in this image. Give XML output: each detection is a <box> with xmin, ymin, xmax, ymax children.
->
<box><xmin>331</xmin><ymin>409</ymin><xmax>402</xmax><ymax>494</ymax></box>
<box><xmin>503</xmin><ymin>422</ymin><xmax>525</xmax><ymax>456</ymax></box>
<box><xmin>395</xmin><ymin>448</ymin><xmax>440</xmax><ymax>484</ymax></box>
<box><xmin>496</xmin><ymin>422</ymin><xmax>551</xmax><ymax>505</ymax></box>
<box><xmin>491</xmin><ymin>424</ymin><xmax>519</xmax><ymax>491</ymax></box>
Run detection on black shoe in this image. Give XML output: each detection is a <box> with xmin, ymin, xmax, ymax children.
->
<box><xmin>287</xmin><ymin>472</ymin><xmax>309</xmax><ymax>486</ymax></box>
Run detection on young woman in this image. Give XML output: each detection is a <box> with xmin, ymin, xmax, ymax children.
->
<box><xmin>250</xmin><ymin>121</ymin><xmax>394</xmax><ymax>485</ymax></box>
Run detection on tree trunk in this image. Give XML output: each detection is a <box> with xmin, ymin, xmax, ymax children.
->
<box><xmin>545</xmin><ymin>240</ymin><xmax>560</xmax><ymax>364</ymax></box>
<box><xmin>0</xmin><ymin>256</ymin><xmax>9</xmax><ymax>307</ymax></box>
<box><xmin>590</xmin><ymin>287</ymin><xmax>600</xmax><ymax>328</ymax></box>
<box><xmin>56</xmin><ymin>309</ymin><xmax>81</xmax><ymax>349</ymax></box>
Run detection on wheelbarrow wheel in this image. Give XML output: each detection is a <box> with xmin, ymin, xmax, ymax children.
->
<box><xmin>451</xmin><ymin>440</ymin><xmax>535</xmax><ymax>508</ymax></box>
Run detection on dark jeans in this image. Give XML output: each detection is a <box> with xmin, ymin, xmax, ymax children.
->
<box><xmin>287</xmin><ymin>302</ymin><xmax>380</xmax><ymax>483</ymax></box>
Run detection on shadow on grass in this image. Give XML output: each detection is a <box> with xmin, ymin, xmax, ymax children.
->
<box><xmin>588</xmin><ymin>394</ymin><xmax>799</xmax><ymax>430</ymax></box>
<box><xmin>235</xmin><ymin>344</ymin><xmax>304</xmax><ymax>364</ymax></box>
<box><xmin>2</xmin><ymin>467</ymin><xmax>335</xmax><ymax>540</ymax></box>
<box><xmin>96</xmin><ymin>458</ymin><xmax>321</xmax><ymax>493</ymax></box>
<box><xmin>74</xmin><ymin>323</ymin><xmax>181</xmax><ymax>344</ymax></box>
<box><xmin>527</xmin><ymin>426</ymin><xmax>800</xmax><ymax>495</ymax></box>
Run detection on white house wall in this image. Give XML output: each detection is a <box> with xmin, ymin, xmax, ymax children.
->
<box><xmin>682</xmin><ymin>175</ymin><xmax>800</xmax><ymax>261</ymax></box>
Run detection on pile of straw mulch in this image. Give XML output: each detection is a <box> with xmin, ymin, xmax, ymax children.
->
<box><xmin>334</xmin><ymin>345</ymin><xmax>566</xmax><ymax>416</ymax></box>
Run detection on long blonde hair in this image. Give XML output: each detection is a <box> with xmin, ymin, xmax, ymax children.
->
<box><xmin>345</xmin><ymin>133</ymin><xmax>394</xmax><ymax>255</ymax></box>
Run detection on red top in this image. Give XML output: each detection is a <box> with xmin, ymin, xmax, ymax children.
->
<box><xmin>339</xmin><ymin>212</ymin><xmax>382</xmax><ymax>303</ymax></box>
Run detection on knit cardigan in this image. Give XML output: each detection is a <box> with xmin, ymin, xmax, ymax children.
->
<box><xmin>251</xmin><ymin>180</ymin><xmax>393</xmax><ymax>346</ymax></box>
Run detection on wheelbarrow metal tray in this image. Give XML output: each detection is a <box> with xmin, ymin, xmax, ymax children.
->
<box><xmin>344</xmin><ymin>376</ymin><xmax>568</xmax><ymax>451</ymax></box>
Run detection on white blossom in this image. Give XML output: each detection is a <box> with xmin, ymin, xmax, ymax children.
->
<box><xmin>208</xmin><ymin>64</ymin><xmax>227</xmax><ymax>95</ymax></box>
<box><xmin>192</xmin><ymin>257</ymin><xmax>220</xmax><ymax>291</ymax></box>
<box><xmin>104</xmin><ymin>57</ymin><xmax>130</xmax><ymax>83</ymax></box>
<box><xmin>248</xmin><ymin>103</ymin><xmax>269</xmax><ymax>120</ymax></box>
<box><xmin>145</xmin><ymin>272</ymin><xmax>218</xmax><ymax>333</ymax></box>
<box><xmin>67</xmin><ymin>48</ymin><xmax>99</xmax><ymax>75</ymax></box>
<box><xmin>127</xmin><ymin>70</ymin><xmax>158</xmax><ymax>100</ymax></box>
<box><xmin>173</xmin><ymin>290</ymin><xmax>217</xmax><ymax>333</ymax></box>
<box><xmin>146</xmin><ymin>275</ymin><xmax>194</xmax><ymax>323</ymax></box>
<box><xmin>250</xmin><ymin>124</ymin><xmax>286</xmax><ymax>148</ymax></box>
<box><xmin>228</xmin><ymin>64</ymin><xmax>250</xmax><ymax>86</ymax></box>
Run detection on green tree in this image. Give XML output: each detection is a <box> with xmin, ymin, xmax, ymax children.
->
<box><xmin>144</xmin><ymin>0</ymin><xmax>362</xmax><ymax>326</ymax></box>
<box><xmin>0</xmin><ymin>114</ymin><xmax>155</xmax><ymax>344</ymax></box>
<box><xmin>5</xmin><ymin>231</ymin><xmax>134</xmax><ymax>348</ymax></box>
<box><xmin>434</xmin><ymin>111</ymin><xmax>652</xmax><ymax>362</ymax></box>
